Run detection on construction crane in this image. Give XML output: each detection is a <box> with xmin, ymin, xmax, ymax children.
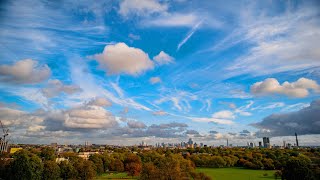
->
<box><xmin>0</xmin><ymin>120</ymin><xmax>9</xmax><ymax>153</ymax></box>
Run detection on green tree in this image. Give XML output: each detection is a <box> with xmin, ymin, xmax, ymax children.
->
<box><xmin>75</xmin><ymin>159</ymin><xmax>96</xmax><ymax>180</ymax></box>
<box><xmin>10</xmin><ymin>150</ymin><xmax>43</xmax><ymax>180</ymax></box>
<box><xmin>282</xmin><ymin>155</ymin><xmax>313</xmax><ymax>180</ymax></box>
<box><xmin>89</xmin><ymin>154</ymin><xmax>104</xmax><ymax>175</ymax></box>
<box><xmin>40</xmin><ymin>147</ymin><xmax>56</xmax><ymax>161</ymax></box>
<box><xmin>42</xmin><ymin>160</ymin><xmax>60</xmax><ymax>180</ymax></box>
<box><xmin>59</xmin><ymin>160</ymin><xmax>77</xmax><ymax>180</ymax></box>
<box><xmin>109</xmin><ymin>159</ymin><xmax>124</xmax><ymax>172</ymax></box>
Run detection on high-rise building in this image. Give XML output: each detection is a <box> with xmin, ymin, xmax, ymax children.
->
<box><xmin>263</xmin><ymin>137</ymin><xmax>270</xmax><ymax>148</ymax></box>
<box><xmin>249</xmin><ymin>142</ymin><xmax>254</xmax><ymax>148</ymax></box>
<box><xmin>258</xmin><ymin>141</ymin><xmax>262</xmax><ymax>148</ymax></box>
<box><xmin>188</xmin><ymin>138</ymin><xmax>193</xmax><ymax>145</ymax></box>
<box><xmin>295</xmin><ymin>132</ymin><xmax>299</xmax><ymax>147</ymax></box>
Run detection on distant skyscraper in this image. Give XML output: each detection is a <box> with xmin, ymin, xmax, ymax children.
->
<box><xmin>249</xmin><ymin>142</ymin><xmax>254</xmax><ymax>148</ymax></box>
<box><xmin>188</xmin><ymin>138</ymin><xmax>193</xmax><ymax>145</ymax></box>
<box><xmin>227</xmin><ymin>139</ymin><xmax>229</xmax><ymax>147</ymax></box>
<box><xmin>295</xmin><ymin>132</ymin><xmax>299</xmax><ymax>147</ymax></box>
<box><xmin>263</xmin><ymin>137</ymin><xmax>270</xmax><ymax>148</ymax></box>
<box><xmin>258</xmin><ymin>141</ymin><xmax>262</xmax><ymax>148</ymax></box>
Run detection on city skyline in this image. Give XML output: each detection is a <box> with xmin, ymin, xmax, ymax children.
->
<box><xmin>0</xmin><ymin>0</ymin><xmax>320</xmax><ymax>146</ymax></box>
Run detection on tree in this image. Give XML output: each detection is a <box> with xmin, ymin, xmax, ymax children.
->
<box><xmin>109</xmin><ymin>159</ymin><xmax>124</xmax><ymax>172</ymax></box>
<box><xmin>158</xmin><ymin>156</ymin><xmax>181</xmax><ymax>180</ymax></box>
<box><xmin>282</xmin><ymin>155</ymin><xmax>313</xmax><ymax>180</ymax></box>
<box><xmin>40</xmin><ymin>147</ymin><xmax>56</xmax><ymax>161</ymax></box>
<box><xmin>59</xmin><ymin>160</ymin><xmax>77</xmax><ymax>180</ymax></box>
<box><xmin>262</xmin><ymin>158</ymin><xmax>275</xmax><ymax>170</ymax></box>
<box><xmin>42</xmin><ymin>160</ymin><xmax>60</xmax><ymax>180</ymax></box>
<box><xmin>140</xmin><ymin>162</ymin><xmax>158</xmax><ymax>180</ymax></box>
<box><xmin>89</xmin><ymin>154</ymin><xmax>104</xmax><ymax>175</ymax></box>
<box><xmin>124</xmin><ymin>153</ymin><xmax>142</xmax><ymax>176</ymax></box>
<box><xmin>126</xmin><ymin>162</ymin><xmax>142</xmax><ymax>176</ymax></box>
<box><xmin>209</xmin><ymin>156</ymin><xmax>226</xmax><ymax>168</ymax></box>
<box><xmin>9</xmin><ymin>150</ymin><xmax>43</xmax><ymax>180</ymax></box>
<box><xmin>75</xmin><ymin>159</ymin><xmax>96</xmax><ymax>180</ymax></box>
<box><xmin>0</xmin><ymin>152</ymin><xmax>11</xmax><ymax>179</ymax></box>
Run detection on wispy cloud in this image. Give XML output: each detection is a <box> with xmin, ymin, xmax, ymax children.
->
<box><xmin>177</xmin><ymin>20</ymin><xmax>203</xmax><ymax>51</ymax></box>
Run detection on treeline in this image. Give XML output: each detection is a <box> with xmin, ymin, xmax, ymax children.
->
<box><xmin>1</xmin><ymin>147</ymin><xmax>320</xmax><ymax>180</ymax></box>
<box><xmin>0</xmin><ymin>147</ymin><xmax>210</xmax><ymax>180</ymax></box>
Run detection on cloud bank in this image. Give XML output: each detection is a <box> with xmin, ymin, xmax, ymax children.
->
<box><xmin>253</xmin><ymin>99</ymin><xmax>320</xmax><ymax>137</ymax></box>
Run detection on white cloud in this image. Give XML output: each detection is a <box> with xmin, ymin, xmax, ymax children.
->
<box><xmin>153</xmin><ymin>51</ymin><xmax>174</xmax><ymax>65</ymax></box>
<box><xmin>222</xmin><ymin>6</ymin><xmax>320</xmax><ymax>76</ymax></box>
<box><xmin>64</xmin><ymin>105</ymin><xmax>117</xmax><ymax>129</ymax></box>
<box><xmin>229</xmin><ymin>103</ymin><xmax>236</xmax><ymax>109</ymax></box>
<box><xmin>87</xmin><ymin>97</ymin><xmax>112</xmax><ymax>107</ymax></box>
<box><xmin>42</xmin><ymin>79</ymin><xmax>81</xmax><ymax>98</ymax></box>
<box><xmin>68</xmin><ymin>56</ymin><xmax>152</xmax><ymax>111</ymax></box>
<box><xmin>93</xmin><ymin>43</ymin><xmax>154</xmax><ymax>76</ymax></box>
<box><xmin>119</xmin><ymin>0</ymin><xmax>168</xmax><ymax>17</ymax></box>
<box><xmin>70</xmin><ymin>57</ymin><xmax>151</xmax><ymax>111</ymax></box>
<box><xmin>149</xmin><ymin>77</ymin><xmax>161</xmax><ymax>84</ymax></box>
<box><xmin>281</xmin><ymin>103</ymin><xmax>309</xmax><ymax>112</ymax></box>
<box><xmin>212</xmin><ymin>110</ymin><xmax>235</xmax><ymax>120</ymax></box>
<box><xmin>111</xmin><ymin>82</ymin><xmax>125</xmax><ymax>98</ymax></box>
<box><xmin>27</xmin><ymin>125</ymin><xmax>45</xmax><ymax>132</ymax></box>
<box><xmin>0</xmin><ymin>107</ymin><xmax>26</xmax><ymax>127</ymax></box>
<box><xmin>144</xmin><ymin>13</ymin><xmax>199</xmax><ymax>27</ymax></box>
<box><xmin>127</xmin><ymin>120</ymin><xmax>146</xmax><ymax>129</ymax></box>
<box><xmin>155</xmin><ymin>89</ymin><xmax>197</xmax><ymax>112</ymax></box>
<box><xmin>128</xmin><ymin>33</ymin><xmax>140</xmax><ymax>40</ymax></box>
<box><xmin>190</xmin><ymin>117</ymin><xmax>234</xmax><ymax>125</ymax></box>
<box><xmin>152</xmin><ymin>110</ymin><xmax>167</xmax><ymax>116</ymax></box>
<box><xmin>177</xmin><ymin>20</ymin><xmax>202</xmax><ymax>51</ymax></box>
<box><xmin>0</xmin><ymin>59</ymin><xmax>51</xmax><ymax>84</ymax></box>
<box><xmin>251</xmin><ymin>102</ymin><xmax>285</xmax><ymax>111</ymax></box>
<box><xmin>251</xmin><ymin>78</ymin><xmax>320</xmax><ymax>98</ymax></box>
<box><xmin>188</xmin><ymin>110</ymin><xmax>235</xmax><ymax>125</ymax></box>
<box><xmin>7</xmin><ymin>87</ymin><xmax>49</xmax><ymax>109</ymax></box>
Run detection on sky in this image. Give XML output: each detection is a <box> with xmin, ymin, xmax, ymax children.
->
<box><xmin>0</xmin><ymin>0</ymin><xmax>320</xmax><ymax>146</ymax></box>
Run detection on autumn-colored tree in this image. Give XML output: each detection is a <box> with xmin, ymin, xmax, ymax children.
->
<box><xmin>124</xmin><ymin>153</ymin><xmax>142</xmax><ymax>176</ymax></box>
<box><xmin>158</xmin><ymin>156</ymin><xmax>181</xmax><ymax>180</ymax></box>
<box><xmin>262</xmin><ymin>158</ymin><xmax>274</xmax><ymax>170</ymax></box>
<box><xmin>140</xmin><ymin>162</ymin><xmax>158</xmax><ymax>180</ymax></box>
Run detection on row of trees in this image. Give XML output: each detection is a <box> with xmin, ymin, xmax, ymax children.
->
<box><xmin>0</xmin><ymin>148</ymin><xmax>96</xmax><ymax>180</ymax></box>
<box><xmin>1</xmin><ymin>146</ymin><xmax>320</xmax><ymax>180</ymax></box>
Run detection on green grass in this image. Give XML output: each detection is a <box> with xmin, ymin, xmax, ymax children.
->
<box><xmin>196</xmin><ymin>167</ymin><xmax>276</xmax><ymax>180</ymax></box>
<box><xmin>95</xmin><ymin>172</ymin><xmax>137</xmax><ymax>180</ymax></box>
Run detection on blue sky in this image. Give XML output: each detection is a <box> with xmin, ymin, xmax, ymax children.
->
<box><xmin>0</xmin><ymin>0</ymin><xmax>320</xmax><ymax>146</ymax></box>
